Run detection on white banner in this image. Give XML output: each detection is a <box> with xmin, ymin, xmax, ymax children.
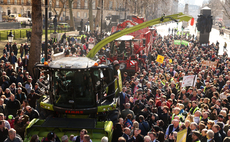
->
<box><xmin>88</xmin><ymin>44</ymin><xmax>94</xmax><ymax>49</ymax></box>
<box><xmin>181</xmin><ymin>75</ymin><xmax>197</xmax><ymax>87</ymax></box>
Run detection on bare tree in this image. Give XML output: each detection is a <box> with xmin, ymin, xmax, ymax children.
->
<box><xmin>220</xmin><ymin>0</ymin><xmax>230</xmax><ymax>20</ymax></box>
<box><xmin>95</xmin><ymin>0</ymin><xmax>101</xmax><ymax>30</ymax></box>
<box><xmin>208</xmin><ymin>0</ymin><xmax>223</xmax><ymax>20</ymax></box>
<box><xmin>68</xmin><ymin>0</ymin><xmax>75</xmax><ymax>30</ymax></box>
<box><xmin>28</xmin><ymin>0</ymin><xmax>43</xmax><ymax>77</ymax></box>
<box><xmin>50</xmin><ymin>0</ymin><xmax>67</xmax><ymax>21</ymax></box>
<box><xmin>118</xmin><ymin>0</ymin><xmax>168</xmax><ymax>20</ymax></box>
<box><xmin>89</xmin><ymin>0</ymin><xmax>93</xmax><ymax>31</ymax></box>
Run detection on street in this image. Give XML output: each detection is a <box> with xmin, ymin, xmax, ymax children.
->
<box><xmin>156</xmin><ymin>22</ymin><xmax>230</xmax><ymax>56</ymax></box>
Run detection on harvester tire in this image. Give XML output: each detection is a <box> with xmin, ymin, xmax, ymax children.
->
<box><xmin>119</xmin><ymin>63</ymin><xmax>126</xmax><ymax>70</ymax></box>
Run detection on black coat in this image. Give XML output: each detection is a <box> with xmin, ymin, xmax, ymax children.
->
<box><xmin>119</xmin><ymin>92</ymin><xmax>127</xmax><ymax>111</ymax></box>
<box><xmin>122</xmin><ymin>133</ymin><xmax>135</xmax><ymax>142</ymax></box>
<box><xmin>26</xmin><ymin>109</ymin><xmax>39</xmax><ymax>120</ymax></box>
<box><xmin>27</xmin><ymin>93</ymin><xmax>41</xmax><ymax>108</ymax></box>
<box><xmin>6</xmin><ymin>99</ymin><xmax>21</xmax><ymax>117</ymax></box>
<box><xmin>0</xmin><ymin>127</ymin><xmax>8</xmax><ymax>142</ymax></box>
<box><xmin>15</xmin><ymin>92</ymin><xmax>27</xmax><ymax>104</ymax></box>
<box><xmin>214</xmin><ymin>132</ymin><xmax>222</xmax><ymax>142</ymax></box>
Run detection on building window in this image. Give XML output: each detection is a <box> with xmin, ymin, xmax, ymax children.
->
<box><xmin>84</xmin><ymin>12</ymin><xmax>87</xmax><ymax>18</ymax></box>
<box><xmin>13</xmin><ymin>7</ymin><xmax>17</xmax><ymax>14</ymax></box>
<box><xmin>56</xmin><ymin>0</ymin><xmax>59</xmax><ymax>7</ymax></box>
<box><xmin>92</xmin><ymin>0</ymin><xmax>95</xmax><ymax>10</ymax></box>
<box><xmin>109</xmin><ymin>1</ymin><xmax>113</xmax><ymax>10</ymax></box>
<box><xmin>21</xmin><ymin>8</ymin><xmax>24</xmax><ymax>15</ymax></box>
<box><xmin>7</xmin><ymin>0</ymin><xmax>10</xmax><ymax>4</ymax></box>
<box><xmin>84</xmin><ymin>0</ymin><xmax>88</xmax><ymax>9</ymax></box>
<box><xmin>14</xmin><ymin>0</ymin><xmax>17</xmax><ymax>4</ymax></box>
<box><xmin>77</xmin><ymin>12</ymin><xmax>80</xmax><ymax>18</ymax></box>
<box><xmin>21</xmin><ymin>0</ymin><xmax>24</xmax><ymax>4</ymax></box>
<box><xmin>27</xmin><ymin>0</ymin><xmax>31</xmax><ymax>4</ymax></box>
<box><xmin>77</xmin><ymin>0</ymin><xmax>80</xmax><ymax>9</ymax></box>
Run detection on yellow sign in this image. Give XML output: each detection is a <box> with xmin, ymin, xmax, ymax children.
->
<box><xmin>177</xmin><ymin>128</ymin><xmax>187</xmax><ymax>142</ymax></box>
<box><xmin>156</xmin><ymin>55</ymin><xmax>164</xmax><ymax>64</ymax></box>
<box><xmin>169</xmin><ymin>59</ymin><xmax>172</xmax><ymax>63</ymax></box>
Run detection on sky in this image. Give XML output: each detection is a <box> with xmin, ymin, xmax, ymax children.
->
<box><xmin>179</xmin><ymin>0</ymin><xmax>205</xmax><ymax>6</ymax></box>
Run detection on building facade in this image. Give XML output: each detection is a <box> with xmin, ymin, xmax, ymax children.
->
<box><xmin>0</xmin><ymin>0</ymin><xmax>32</xmax><ymax>17</ymax></box>
<box><xmin>0</xmin><ymin>0</ymin><xmax>124</xmax><ymax>21</ymax></box>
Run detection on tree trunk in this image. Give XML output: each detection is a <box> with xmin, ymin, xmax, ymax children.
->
<box><xmin>68</xmin><ymin>0</ymin><xmax>75</xmax><ymax>30</ymax></box>
<box><xmin>57</xmin><ymin>7</ymin><xmax>64</xmax><ymax>21</ymax></box>
<box><xmin>95</xmin><ymin>0</ymin><xmax>101</xmax><ymax>31</ymax></box>
<box><xmin>28</xmin><ymin>0</ymin><xmax>42</xmax><ymax>78</ymax></box>
<box><xmin>57</xmin><ymin>0</ymin><xmax>66</xmax><ymax>21</ymax></box>
<box><xmin>89</xmin><ymin>0</ymin><xmax>93</xmax><ymax>32</ymax></box>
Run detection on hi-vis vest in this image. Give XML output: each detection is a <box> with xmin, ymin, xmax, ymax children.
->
<box><xmin>172</xmin><ymin>114</ymin><xmax>185</xmax><ymax>122</ymax></box>
<box><xmin>190</xmin><ymin>106</ymin><xmax>199</xmax><ymax>115</ymax></box>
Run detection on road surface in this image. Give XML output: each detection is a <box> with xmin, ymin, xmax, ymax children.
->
<box><xmin>155</xmin><ymin>22</ymin><xmax>230</xmax><ymax>56</ymax></box>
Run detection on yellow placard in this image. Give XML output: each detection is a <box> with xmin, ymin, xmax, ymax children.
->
<box><xmin>169</xmin><ymin>59</ymin><xmax>172</xmax><ymax>63</ymax></box>
<box><xmin>156</xmin><ymin>55</ymin><xmax>164</xmax><ymax>64</ymax></box>
<box><xmin>177</xmin><ymin>128</ymin><xmax>187</xmax><ymax>142</ymax></box>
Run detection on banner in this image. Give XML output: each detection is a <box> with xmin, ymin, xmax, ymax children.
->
<box><xmin>88</xmin><ymin>44</ymin><xmax>94</xmax><ymax>50</ymax></box>
<box><xmin>177</xmin><ymin>128</ymin><xmax>187</xmax><ymax>142</ymax></box>
<box><xmin>201</xmin><ymin>60</ymin><xmax>218</xmax><ymax>67</ymax></box>
<box><xmin>156</xmin><ymin>55</ymin><xmax>164</xmax><ymax>64</ymax></box>
<box><xmin>182</xmin><ymin>75</ymin><xmax>197</xmax><ymax>87</ymax></box>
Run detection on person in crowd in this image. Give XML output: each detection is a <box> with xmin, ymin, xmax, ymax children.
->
<box><xmin>41</xmin><ymin>132</ymin><xmax>60</xmax><ymax>142</ymax></box>
<box><xmin>0</xmin><ymin>113</ymin><xmax>11</xmax><ymax>129</ymax></box>
<box><xmin>8</xmin><ymin>52</ymin><xmax>17</xmax><ymax>70</ymax></box>
<box><xmin>1</xmin><ymin>54</ymin><xmax>8</xmax><ymax>63</ymax></box>
<box><xmin>30</xmin><ymin>135</ymin><xmax>40</xmax><ymax>142</ymax></box>
<box><xmin>6</xmin><ymin>94</ymin><xmax>21</xmax><ymax>117</ymax></box>
<box><xmin>61</xmin><ymin>135</ymin><xmax>68</xmax><ymax>142</ymax></box>
<box><xmin>27</xmin><ymin>89</ymin><xmax>41</xmax><ymax>109</ymax></box>
<box><xmin>4</xmin><ymin>128</ymin><xmax>23</xmax><ymax>142</ymax></box>
<box><xmin>24</xmin><ymin>42</ymin><xmax>29</xmax><ymax>56</ymax></box>
<box><xmin>121</xmin><ymin>103</ymin><xmax>135</xmax><ymax>119</ymax></box>
<box><xmin>69</xmin><ymin>129</ymin><xmax>92</xmax><ymax>142</ymax></box>
<box><xmin>212</xmin><ymin>124</ymin><xmax>222</xmax><ymax>141</ymax></box>
<box><xmin>25</xmin><ymin>106</ymin><xmax>39</xmax><ymax>120</ymax></box>
<box><xmin>101</xmin><ymin>136</ymin><xmax>108</xmax><ymax>142</ymax></box>
<box><xmin>0</xmin><ymin>98</ymin><xmax>7</xmax><ymax>115</ymax></box>
<box><xmin>139</xmin><ymin>115</ymin><xmax>150</xmax><ymax>136</ymax></box>
<box><xmin>0</xmin><ymin>120</ymin><xmax>8</xmax><ymax>142</ymax></box>
<box><xmin>14</xmin><ymin>116</ymin><xmax>29</xmax><ymax>140</ymax></box>
<box><xmin>206</xmin><ymin>130</ymin><xmax>215</xmax><ymax>142</ymax></box>
<box><xmin>122</xmin><ymin>127</ymin><xmax>136</xmax><ymax>142</ymax></box>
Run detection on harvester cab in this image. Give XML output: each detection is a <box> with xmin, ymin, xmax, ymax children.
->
<box><xmin>106</xmin><ymin>35</ymin><xmax>139</xmax><ymax>74</ymax></box>
<box><xmin>24</xmin><ymin>53</ymin><xmax>122</xmax><ymax>142</ymax></box>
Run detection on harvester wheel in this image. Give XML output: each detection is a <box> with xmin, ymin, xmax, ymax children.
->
<box><xmin>107</xmin><ymin>109</ymin><xmax>119</xmax><ymax>126</ymax></box>
<box><xmin>119</xmin><ymin>63</ymin><xmax>126</xmax><ymax>70</ymax></box>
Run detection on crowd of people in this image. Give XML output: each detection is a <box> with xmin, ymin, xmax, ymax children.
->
<box><xmin>0</xmin><ymin>25</ymin><xmax>230</xmax><ymax>142</ymax></box>
<box><xmin>113</xmin><ymin>31</ymin><xmax>230</xmax><ymax>142</ymax></box>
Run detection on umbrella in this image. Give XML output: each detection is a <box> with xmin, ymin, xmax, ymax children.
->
<box><xmin>174</xmin><ymin>40</ymin><xmax>189</xmax><ymax>46</ymax></box>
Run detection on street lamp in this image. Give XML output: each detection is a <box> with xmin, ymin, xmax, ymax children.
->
<box><xmin>8</xmin><ymin>30</ymin><xmax>14</xmax><ymax>43</ymax></box>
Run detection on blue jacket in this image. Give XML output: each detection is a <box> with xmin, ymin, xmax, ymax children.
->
<box><xmin>139</xmin><ymin>121</ymin><xmax>150</xmax><ymax>136</ymax></box>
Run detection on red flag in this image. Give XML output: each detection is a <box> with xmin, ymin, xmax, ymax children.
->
<box><xmin>190</xmin><ymin>18</ymin><xmax>194</xmax><ymax>26</ymax></box>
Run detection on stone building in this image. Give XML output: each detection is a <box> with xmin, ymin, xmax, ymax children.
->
<box><xmin>0</xmin><ymin>0</ymin><xmax>124</xmax><ymax>21</ymax></box>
